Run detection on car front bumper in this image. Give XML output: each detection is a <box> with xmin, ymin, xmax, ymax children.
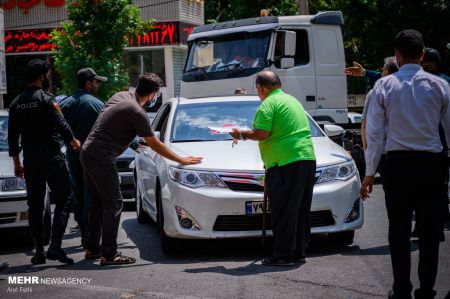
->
<box><xmin>161</xmin><ymin>174</ymin><xmax>363</xmax><ymax>239</ymax></box>
<box><xmin>0</xmin><ymin>192</ymin><xmax>29</xmax><ymax>229</ymax></box>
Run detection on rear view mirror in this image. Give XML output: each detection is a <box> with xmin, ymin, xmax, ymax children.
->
<box><xmin>324</xmin><ymin>124</ymin><xmax>345</xmax><ymax>137</ymax></box>
<box><xmin>281</xmin><ymin>30</ymin><xmax>296</xmax><ymax>57</ymax></box>
<box><xmin>280</xmin><ymin>58</ymin><xmax>295</xmax><ymax>69</ymax></box>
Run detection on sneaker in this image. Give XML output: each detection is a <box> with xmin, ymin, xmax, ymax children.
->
<box><xmin>261</xmin><ymin>256</ymin><xmax>294</xmax><ymax>267</ymax></box>
<box><xmin>46</xmin><ymin>247</ymin><xmax>74</xmax><ymax>265</ymax></box>
<box><xmin>31</xmin><ymin>252</ymin><xmax>46</xmax><ymax>265</ymax></box>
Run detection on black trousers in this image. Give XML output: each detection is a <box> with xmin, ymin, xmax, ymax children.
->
<box><xmin>23</xmin><ymin>149</ymin><xmax>72</xmax><ymax>252</ymax></box>
<box><xmin>384</xmin><ymin>151</ymin><xmax>444</xmax><ymax>298</ymax></box>
<box><xmin>66</xmin><ymin>149</ymin><xmax>89</xmax><ymax>230</ymax></box>
<box><xmin>266</xmin><ymin>160</ymin><xmax>316</xmax><ymax>259</ymax></box>
<box><xmin>80</xmin><ymin>150</ymin><xmax>123</xmax><ymax>259</ymax></box>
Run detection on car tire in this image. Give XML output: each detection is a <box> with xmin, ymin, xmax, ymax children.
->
<box><xmin>156</xmin><ymin>181</ymin><xmax>179</xmax><ymax>254</ymax></box>
<box><xmin>328</xmin><ymin>230</ymin><xmax>355</xmax><ymax>245</ymax></box>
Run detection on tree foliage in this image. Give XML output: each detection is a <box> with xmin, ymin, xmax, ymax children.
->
<box><xmin>51</xmin><ymin>0</ymin><xmax>152</xmax><ymax>100</ymax></box>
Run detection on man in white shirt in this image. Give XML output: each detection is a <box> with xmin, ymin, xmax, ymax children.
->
<box><xmin>360</xmin><ymin>30</ymin><xmax>450</xmax><ymax>299</ymax></box>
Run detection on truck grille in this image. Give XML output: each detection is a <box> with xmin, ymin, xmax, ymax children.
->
<box><xmin>213</xmin><ymin>210</ymin><xmax>335</xmax><ymax>231</ymax></box>
<box><xmin>0</xmin><ymin>212</ymin><xmax>17</xmax><ymax>225</ymax></box>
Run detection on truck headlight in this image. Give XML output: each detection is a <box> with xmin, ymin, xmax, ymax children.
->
<box><xmin>1</xmin><ymin>177</ymin><xmax>27</xmax><ymax>191</ymax></box>
<box><xmin>317</xmin><ymin>161</ymin><xmax>356</xmax><ymax>184</ymax></box>
<box><xmin>168</xmin><ymin>167</ymin><xmax>226</xmax><ymax>188</ymax></box>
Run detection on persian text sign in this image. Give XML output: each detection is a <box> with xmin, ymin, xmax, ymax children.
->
<box><xmin>5</xmin><ymin>29</ymin><xmax>55</xmax><ymax>53</ymax></box>
<box><xmin>128</xmin><ymin>22</ymin><xmax>197</xmax><ymax>47</ymax></box>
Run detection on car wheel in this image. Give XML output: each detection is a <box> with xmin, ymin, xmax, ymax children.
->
<box><xmin>156</xmin><ymin>181</ymin><xmax>179</xmax><ymax>254</ymax></box>
<box><xmin>43</xmin><ymin>195</ymin><xmax>52</xmax><ymax>246</ymax></box>
<box><xmin>328</xmin><ymin>230</ymin><xmax>355</xmax><ymax>245</ymax></box>
<box><xmin>136</xmin><ymin>179</ymin><xmax>151</xmax><ymax>224</ymax></box>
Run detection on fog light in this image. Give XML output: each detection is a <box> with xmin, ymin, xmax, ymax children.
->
<box><xmin>345</xmin><ymin>199</ymin><xmax>360</xmax><ymax>223</ymax></box>
<box><xmin>20</xmin><ymin>212</ymin><xmax>28</xmax><ymax>221</ymax></box>
<box><xmin>175</xmin><ymin>206</ymin><xmax>200</xmax><ymax>230</ymax></box>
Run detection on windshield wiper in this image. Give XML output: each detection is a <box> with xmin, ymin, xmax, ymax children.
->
<box><xmin>172</xmin><ymin>139</ymin><xmax>217</xmax><ymax>143</ymax></box>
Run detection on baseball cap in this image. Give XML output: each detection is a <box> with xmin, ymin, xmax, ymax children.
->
<box><xmin>423</xmin><ymin>48</ymin><xmax>441</xmax><ymax>65</ymax></box>
<box><xmin>77</xmin><ymin>67</ymin><xmax>108</xmax><ymax>84</ymax></box>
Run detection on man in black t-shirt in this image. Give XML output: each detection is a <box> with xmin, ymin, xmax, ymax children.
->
<box><xmin>80</xmin><ymin>73</ymin><xmax>202</xmax><ymax>265</ymax></box>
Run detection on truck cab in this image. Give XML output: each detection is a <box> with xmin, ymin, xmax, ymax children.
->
<box><xmin>181</xmin><ymin>11</ymin><xmax>348</xmax><ymax>124</ymax></box>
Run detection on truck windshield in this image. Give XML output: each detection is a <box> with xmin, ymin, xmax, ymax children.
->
<box><xmin>183</xmin><ymin>31</ymin><xmax>271</xmax><ymax>82</ymax></box>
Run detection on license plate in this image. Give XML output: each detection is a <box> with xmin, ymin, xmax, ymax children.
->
<box><xmin>246</xmin><ymin>201</ymin><xmax>270</xmax><ymax>215</ymax></box>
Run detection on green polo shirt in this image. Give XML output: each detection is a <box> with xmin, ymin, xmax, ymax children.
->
<box><xmin>253</xmin><ymin>88</ymin><xmax>315</xmax><ymax>169</ymax></box>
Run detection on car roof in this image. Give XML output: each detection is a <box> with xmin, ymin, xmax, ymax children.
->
<box><xmin>173</xmin><ymin>95</ymin><xmax>261</xmax><ymax>105</ymax></box>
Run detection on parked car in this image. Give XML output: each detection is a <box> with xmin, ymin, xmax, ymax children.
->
<box><xmin>348</xmin><ymin>112</ymin><xmax>362</xmax><ymax>124</ymax></box>
<box><xmin>133</xmin><ymin>96</ymin><xmax>363</xmax><ymax>253</ymax></box>
<box><xmin>0</xmin><ymin>110</ymin><xmax>51</xmax><ymax>242</ymax></box>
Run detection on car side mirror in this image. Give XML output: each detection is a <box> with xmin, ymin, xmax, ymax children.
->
<box><xmin>324</xmin><ymin>124</ymin><xmax>345</xmax><ymax>137</ymax></box>
<box><xmin>154</xmin><ymin>131</ymin><xmax>161</xmax><ymax>140</ymax></box>
<box><xmin>280</xmin><ymin>58</ymin><xmax>295</xmax><ymax>69</ymax></box>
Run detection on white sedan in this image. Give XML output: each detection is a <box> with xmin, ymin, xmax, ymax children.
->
<box><xmin>133</xmin><ymin>96</ymin><xmax>363</xmax><ymax>253</ymax></box>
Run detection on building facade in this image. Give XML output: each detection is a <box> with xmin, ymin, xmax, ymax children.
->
<box><xmin>2</xmin><ymin>0</ymin><xmax>204</xmax><ymax>107</ymax></box>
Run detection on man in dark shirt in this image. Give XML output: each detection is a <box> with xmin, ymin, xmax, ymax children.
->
<box><xmin>8</xmin><ymin>59</ymin><xmax>81</xmax><ymax>265</ymax></box>
<box><xmin>61</xmin><ymin>67</ymin><xmax>107</xmax><ymax>248</ymax></box>
<box><xmin>80</xmin><ymin>73</ymin><xmax>202</xmax><ymax>265</ymax></box>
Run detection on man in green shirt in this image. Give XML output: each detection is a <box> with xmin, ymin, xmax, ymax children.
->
<box><xmin>231</xmin><ymin>71</ymin><xmax>316</xmax><ymax>266</ymax></box>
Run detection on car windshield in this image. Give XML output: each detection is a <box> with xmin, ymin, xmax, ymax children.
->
<box><xmin>0</xmin><ymin>116</ymin><xmax>8</xmax><ymax>151</ymax></box>
<box><xmin>183</xmin><ymin>31</ymin><xmax>270</xmax><ymax>82</ymax></box>
<box><xmin>171</xmin><ymin>101</ymin><xmax>323</xmax><ymax>143</ymax></box>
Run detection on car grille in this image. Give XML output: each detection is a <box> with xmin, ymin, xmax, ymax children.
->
<box><xmin>218</xmin><ymin>171</ymin><xmax>322</xmax><ymax>193</ymax></box>
<box><xmin>116</xmin><ymin>158</ymin><xmax>133</xmax><ymax>172</ymax></box>
<box><xmin>0</xmin><ymin>212</ymin><xmax>17</xmax><ymax>225</ymax></box>
<box><xmin>213</xmin><ymin>210</ymin><xmax>335</xmax><ymax>231</ymax></box>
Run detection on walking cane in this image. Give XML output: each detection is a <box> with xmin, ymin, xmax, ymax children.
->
<box><xmin>261</xmin><ymin>171</ymin><xmax>268</xmax><ymax>255</ymax></box>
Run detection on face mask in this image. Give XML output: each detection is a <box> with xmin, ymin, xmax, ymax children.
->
<box><xmin>148</xmin><ymin>93</ymin><xmax>159</xmax><ymax>108</ymax></box>
<box><xmin>42</xmin><ymin>77</ymin><xmax>50</xmax><ymax>91</ymax></box>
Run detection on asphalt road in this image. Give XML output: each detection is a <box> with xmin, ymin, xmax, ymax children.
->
<box><xmin>1</xmin><ymin>185</ymin><xmax>449</xmax><ymax>299</ymax></box>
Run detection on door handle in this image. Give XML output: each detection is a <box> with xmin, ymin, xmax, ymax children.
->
<box><xmin>306</xmin><ymin>96</ymin><xmax>315</xmax><ymax>102</ymax></box>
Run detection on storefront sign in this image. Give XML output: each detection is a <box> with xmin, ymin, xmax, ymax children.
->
<box><xmin>1</xmin><ymin>0</ymin><xmax>65</xmax><ymax>13</ymax></box>
<box><xmin>128</xmin><ymin>22</ymin><xmax>197</xmax><ymax>47</ymax></box>
<box><xmin>5</xmin><ymin>21</ymin><xmax>198</xmax><ymax>54</ymax></box>
<box><xmin>5</xmin><ymin>29</ymin><xmax>55</xmax><ymax>53</ymax></box>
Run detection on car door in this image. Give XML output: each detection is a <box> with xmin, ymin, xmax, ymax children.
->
<box><xmin>139</xmin><ymin>104</ymin><xmax>172</xmax><ymax>217</ymax></box>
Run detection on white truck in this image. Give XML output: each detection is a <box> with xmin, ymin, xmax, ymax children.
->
<box><xmin>181</xmin><ymin>11</ymin><xmax>348</xmax><ymax>124</ymax></box>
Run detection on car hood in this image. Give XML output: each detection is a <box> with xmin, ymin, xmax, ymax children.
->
<box><xmin>168</xmin><ymin>137</ymin><xmax>351</xmax><ymax>172</ymax></box>
<box><xmin>0</xmin><ymin>151</ymin><xmax>15</xmax><ymax>177</ymax></box>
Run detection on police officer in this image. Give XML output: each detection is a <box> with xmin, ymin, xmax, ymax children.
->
<box><xmin>8</xmin><ymin>59</ymin><xmax>81</xmax><ymax>265</ymax></box>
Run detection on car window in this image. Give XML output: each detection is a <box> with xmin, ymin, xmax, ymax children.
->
<box><xmin>0</xmin><ymin>116</ymin><xmax>8</xmax><ymax>151</ymax></box>
<box><xmin>171</xmin><ymin>100</ymin><xmax>323</xmax><ymax>143</ymax></box>
<box><xmin>151</xmin><ymin>104</ymin><xmax>170</xmax><ymax>131</ymax></box>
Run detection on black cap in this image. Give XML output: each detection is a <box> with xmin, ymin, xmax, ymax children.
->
<box><xmin>77</xmin><ymin>67</ymin><xmax>108</xmax><ymax>84</ymax></box>
<box><xmin>423</xmin><ymin>48</ymin><xmax>441</xmax><ymax>65</ymax></box>
<box><xmin>394</xmin><ymin>29</ymin><xmax>424</xmax><ymax>59</ymax></box>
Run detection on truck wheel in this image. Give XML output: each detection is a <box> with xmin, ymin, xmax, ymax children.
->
<box><xmin>328</xmin><ymin>230</ymin><xmax>355</xmax><ymax>245</ymax></box>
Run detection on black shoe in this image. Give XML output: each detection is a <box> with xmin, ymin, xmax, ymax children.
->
<box><xmin>292</xmin><ymin>255</ymin><xmax>306</xmax><ymax>263</ymax></box>
<box><xmin>388</xmin><ymin>289</ymin><xmax>412</xmax><ymax>299</ymax></box>
<box><xmin>261</xmin><ymin>256</ymin><xmax>294</xmax><ymax>266</ymax></box>
<box><xmin>46</xmin><ymin>247</ymin><xmax>74</xmax><ymax>265</ymax></box>
<box><xmin>31</xmin><ymin>252</ymin><xmax>46</xmax><ymax>265</ymax></box>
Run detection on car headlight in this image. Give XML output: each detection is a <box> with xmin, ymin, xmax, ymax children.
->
<box><xmin>317</xmin><ymin>161</ymin><xmax>356</xmax><ymax>184</ymax></box>
<box><xmin>1</xmin><ymin>177</ymin><xmax>27</xmax><ymax>191</ymax></box>
<box><xmin>168</xmin><ymin>167</ymin><xmax>226</xmax><ymax>188</ymax></box>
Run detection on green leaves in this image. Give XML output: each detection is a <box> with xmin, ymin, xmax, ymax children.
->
<box><xmin>51</xmin><ymin>0</ymin><xmax>153</xmax><ymax>100</ymax></box>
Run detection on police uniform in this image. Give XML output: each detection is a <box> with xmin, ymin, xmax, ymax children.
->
<box><xmin>8</xmin><ymin>86</ymin><xmax>75</xmax><ymax>259</ymax></box>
